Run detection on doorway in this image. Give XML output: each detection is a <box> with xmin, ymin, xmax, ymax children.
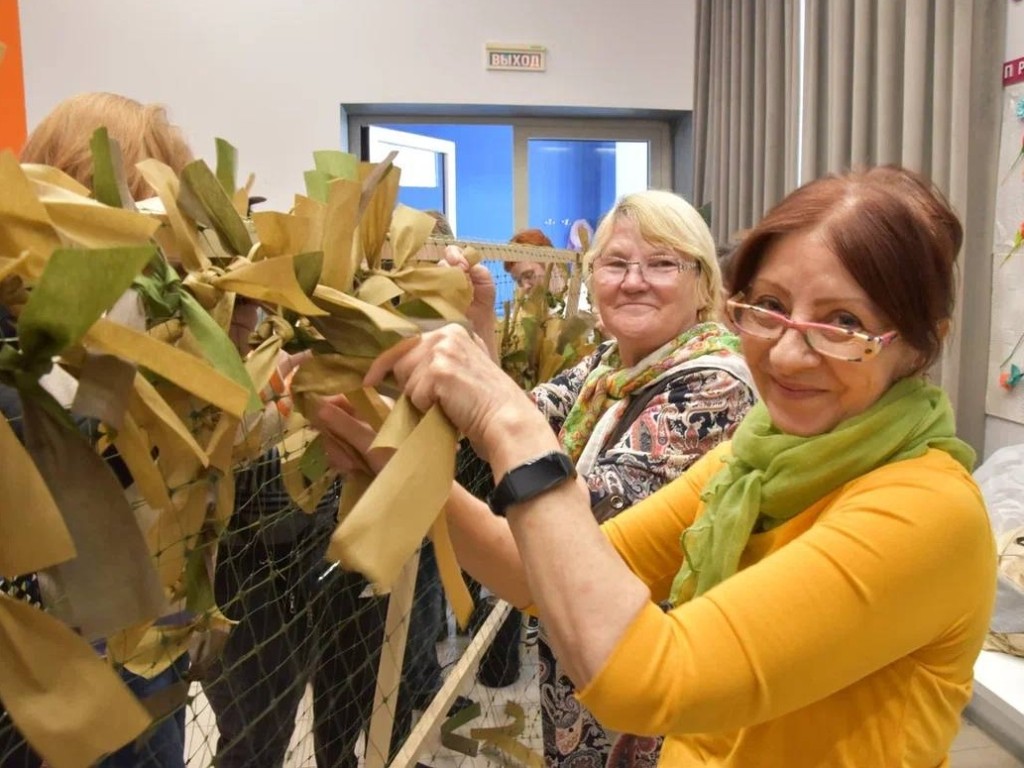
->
<box><xmin>350</xmin><ymin>115</ymin><xmax>672</xmax><ymax>308</ymax></box>
<box><xmin>364</xmin><ymin>125</ymin><xmax>457</xmax><ymax>234</ymax></box>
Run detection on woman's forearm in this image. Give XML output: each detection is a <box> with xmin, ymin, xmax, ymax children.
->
<box><xmin>445</xmin><ymin>473</ymin><xmax>648</xmax><ymax>687</ymax></box>
<box><xmin>362</xmin><ymin>326</ymin><xmax>651</xmax><ymax>684</ymax></box>
<box><xmin>506</xmin><ymin>478</ymin><xmax>650</xmax><ymax>687</ymax></box>
<box><xmin>481</xmin><ymin>411</ymin><xmax>652</xmax><ymax>688</ymax></box>
<box><xmin>442</xmin><ymin>453</ymin><xmax>649</xmax><ymax>685</ymax></box>
<box><xmin>444</xmin><ymin>483</ymin><xmax>532</xmax><ymax>607</ymax></box>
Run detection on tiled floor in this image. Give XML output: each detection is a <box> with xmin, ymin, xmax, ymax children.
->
<box><xmin>410</xmin><ymin>632</ymin><xmax>544</xmax><ymax>768</ymax></box>
<box><xmin>183</xmin><ymin>629</ymin><xmax>1023</xmax><ymax>767</ymax></box>
<box><xmin>184</xmin><ymin>680</ymin><xmax>319</xmax><ymax>766</ymax></box>
<box><xmin>950</xmin><ymin>718</ymin><xmax>1023</xmax><ymax>767</ymax></box>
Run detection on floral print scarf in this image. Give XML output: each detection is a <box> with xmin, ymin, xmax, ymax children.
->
<box><xmin>558</xmin><ymin>322</ymin><xmax>742</xmax><ymax>462</ymax></box>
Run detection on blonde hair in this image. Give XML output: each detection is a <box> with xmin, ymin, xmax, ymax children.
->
<box><xmin>584</xmin><ymin>190</ymin><xmax>723</xmax><ymax>322</ymax></box>
<box><xmin>20</xmin><ymin>92</ymin><xmax>194</xmax><ymax>200</ymax></box>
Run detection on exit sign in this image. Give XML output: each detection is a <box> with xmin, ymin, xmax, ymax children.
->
<box><xmin>486</xmin><ymin>44</ymin><xmax>546</xmax><ymax>72</ymax></box>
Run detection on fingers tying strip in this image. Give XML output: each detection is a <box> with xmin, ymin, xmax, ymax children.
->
<box><xmin>364</xmin><ymin>335</ymin><xmax>422</xmax><ymax>388</ymax></box>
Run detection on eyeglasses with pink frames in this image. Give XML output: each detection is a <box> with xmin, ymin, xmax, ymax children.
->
<box><xmin>726</xmin><ymin>298</ymin><xmax>899</xmax><ymax>362</ymax></box>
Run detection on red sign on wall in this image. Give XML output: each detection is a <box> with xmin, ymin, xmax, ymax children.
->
<box><xmin>1004</xmin><ymin>56</ymin><xmax>1024</xmax><ymax>86</ymax></box>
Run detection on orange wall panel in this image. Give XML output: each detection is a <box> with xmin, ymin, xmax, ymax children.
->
<box><xmin>0</xmin><ymin>0</ymin><xmax>26</xmax><ymax>154</ymax></box>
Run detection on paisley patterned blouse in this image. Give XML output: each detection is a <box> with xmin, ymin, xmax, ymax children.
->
<box><xmin>529</xmin><ymin>342</ymin><xmax>756</xmax><ymax>768</ymax></box>
<box><xmin>531</xmin><ymin>341</ymin><xmax>755</xmax><ymax>516</ymax></box>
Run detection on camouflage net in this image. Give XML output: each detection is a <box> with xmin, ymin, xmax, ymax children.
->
<box><xmin>1</xmin><ymin>258</ymin><xmax>591</xmax><ymax>767</ymax></box>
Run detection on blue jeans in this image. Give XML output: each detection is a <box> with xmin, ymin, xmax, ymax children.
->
<box><xmin>97</xmin><ymin>653</ymin><xmax>189</xmax><ymax>768</ymax></box>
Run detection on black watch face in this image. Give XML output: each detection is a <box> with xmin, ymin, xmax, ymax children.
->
<box><xmin>491</xmin><ymin>452</ymin><xmax>576</xmax><ymax>516</ymax></box>
<box><xmin>507</xmin><ymin>460</ymin><xmax>556</xmax><ymax>496</ymax></box>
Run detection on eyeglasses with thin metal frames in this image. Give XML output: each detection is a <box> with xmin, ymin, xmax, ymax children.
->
<box><xmin>591</xmin><ymin>255</ymin><xmax>700</xmax><ymax>283</ymax></box>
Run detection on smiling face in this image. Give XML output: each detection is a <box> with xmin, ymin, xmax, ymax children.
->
<box><xmin>593</xmin><ymin>217</ymin><xmax>702</xmax><ymax>366</ymax></box>
<box><xmin>739</xmin><ymin>230</ymin><xmax>923</xmax><ymax>436</ymax></box>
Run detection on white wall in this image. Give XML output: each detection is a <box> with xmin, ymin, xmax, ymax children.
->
<box><xmin>985</xmin><ymin>2</ymin><xmax>1024</xmax><ymax>460</ymax></box>
<box><xmin>19</xmin><ymin>0</ymin><xmax>696</xmax><ymax>210</ymax></box>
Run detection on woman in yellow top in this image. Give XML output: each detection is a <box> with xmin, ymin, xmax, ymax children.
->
<box><xmin>323</xmin><ymin>166</ymin><xmax>996</xmax><ymax>766</ymax></box>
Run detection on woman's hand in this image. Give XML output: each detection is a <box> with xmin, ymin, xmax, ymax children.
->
<box><xmin>440</xmin><ymin>245</ymin><xmax>499</xmax><ymax>358</ymax></box>
<box><xmin>364</xmin><ymin>325</ymin><xmax>554</xmax><ymax>468</ymax></box>
<box><xmin>277</xmin><ymin>349</ymin><xmax>312</xmax><ymax>380</ymax></box>
<box><xmin>310</xmin><ymin>394</ymin><xmax>394</xmax><ymax>476</ymax></box>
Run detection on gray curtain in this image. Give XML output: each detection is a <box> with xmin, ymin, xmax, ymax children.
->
<box><xmin>693</xmin><ymin>0</ymin><xmax>798</xmax><ymax>245</ymax></box>
<box><xmin>692</xmin><ymin>0</ymin><xmax>1005</xmax><ymax>452</ymax></box>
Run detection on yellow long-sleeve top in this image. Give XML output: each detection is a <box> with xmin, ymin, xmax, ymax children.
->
<box><xmin>578</xmin><ymin>444</ymin><xmax>996</xmax><ymax>767</ymax></box>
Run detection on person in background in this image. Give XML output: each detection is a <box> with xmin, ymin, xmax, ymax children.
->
<box><xmin>20</xmin><ymin>92</ymin><xmax>193</xmax><ymax>200</ymax></box>
<box><xmin>504</xmin><ymin>228</ymin><xmax>555</xmax><ymax>294</ymax></box>
<box><xmin>325</xmin><ymin>166</ymin><xmax>995</xmax><ymax>767</ymax></box>
<box><xmin>13</xmin><ymin>91</ymin><xmax>195</xmax><ymax>768</ymax></box>
<box><xmin>319</xmin><ymin>190</ymin><xmax>756</xmax><ymax>767</ymax></box>
<box><xmin>203</xmin><ymin>446</ymin><xmax>389</xmax><ymax>768</ymax></box>
<box><xmin>17</xmin><ymin>91</ymin><xmax>390</xmax><ymax>768</ymax></box>
<box><xmin>202</xmin><ymin>183</ymin><xmax>404</xmax><ymax>768</ymax></box>
<box><xmin>482</xmin><ymin>225</ymin><xmax>562</xmax><ymax>680</ymax></box>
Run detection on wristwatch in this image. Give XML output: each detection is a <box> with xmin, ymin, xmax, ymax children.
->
<box><xmin>488</xmin><ymin>451</ymin><xmax>577</xmax><ymax>517</ymax></box>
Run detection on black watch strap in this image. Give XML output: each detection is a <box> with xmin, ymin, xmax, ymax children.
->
<box><xmin>488</xmin><ymin>451</ymin><xmax>577</xmax><ymax>517</ymax></box>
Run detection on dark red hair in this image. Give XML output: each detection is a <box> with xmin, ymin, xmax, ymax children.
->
<box><xmin>728</xmin><ymin>166</ymin><xmax>962</xmax><ymax>368</ymax></box>
<box><xmin>509</xmin><ymin>228</ymin><xmax>553</xmax><ymax>248</ymax></box>
<box><xmin>504</xmin><ymin>228</ymin><xmax>554</xmax><ymax>273</ymax></box>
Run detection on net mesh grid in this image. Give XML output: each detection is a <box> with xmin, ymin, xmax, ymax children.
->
<box><xmin>1</xmin><ymin>248</ymin><xmax>588</xmax><ymax>768</ymax></box>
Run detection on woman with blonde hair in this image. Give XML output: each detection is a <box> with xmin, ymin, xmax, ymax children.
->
<box><xmin>5</xmin><ymin>90</ymin><xmax>196</xmax><ymax>768</ymax></box>
<box><xmin>19</xmin><ymin>91</ymin><xmax>193</xmax><ymax>199</ymax></box>
<box><xmin>319</xmin><ymin>189</ymin><xmax>756</xmax><ymax>767</ymax></box>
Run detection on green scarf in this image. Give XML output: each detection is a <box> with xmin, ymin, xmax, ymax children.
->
<box><xmin>668</xmin><ymin>376</ymin><xmax>975</xmax><ymax>606</ymax></box>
